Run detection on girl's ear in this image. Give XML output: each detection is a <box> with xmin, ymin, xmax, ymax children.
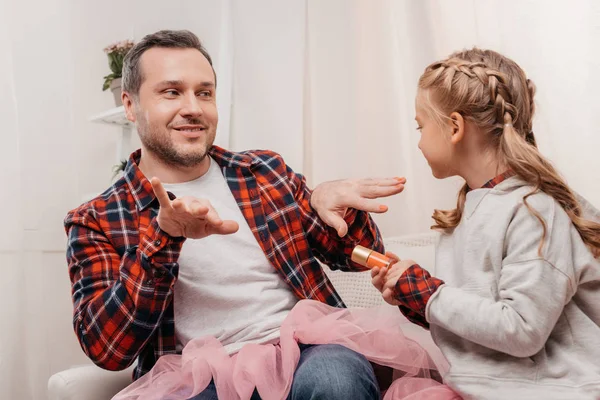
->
<box><xmin>449</xmin><ymin>112</ymin><xmax>465</xmax><ymax>145</ymax></box>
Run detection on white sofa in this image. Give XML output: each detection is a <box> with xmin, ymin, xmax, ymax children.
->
<box><xmin>47</xmin><ymin>232</ymin><xmax>439</xmax><ymax>400</ymax></box>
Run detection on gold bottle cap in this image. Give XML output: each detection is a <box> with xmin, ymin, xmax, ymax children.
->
<box><xmin>351</xmin><ymin>245</ymin><xmax>373</xmax><ymax>267</ymax></box>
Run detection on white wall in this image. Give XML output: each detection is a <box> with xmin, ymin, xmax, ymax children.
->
<box><xmin>228</xmin><ymin>0</ymin><xmax>307</xmax><ymax>171</ymax></box>
<box><xmin>2</xmin><ymin>1</ymin><xmax>600</xmax><ymax>398</ymax></box>
<box><xmin>0</xmin><ymin>1</ymin><xmax>230</xmax><ymax>398</ymax></box>
<box><xmin>421</xmin><ymin>0</ymin><xmax>600</xmax><ymax>206</ymax></box>
<box><xmin>306</xmin><ymin>0</ymin><xmax>463</xmax><ymax>237</ymax></box>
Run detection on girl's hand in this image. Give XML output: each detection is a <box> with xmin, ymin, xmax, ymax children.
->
<box><xmin>381</xmin><ymin>259</ymin><xmax>416</xmax><ymax>305</ymax></box>
<box><xmin>370</xmin><ymin>251</ymin><xmax>408</xmax><ymax>306</ymax></box>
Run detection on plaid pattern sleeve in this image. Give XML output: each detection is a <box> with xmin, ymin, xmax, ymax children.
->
<box><xmin>284</xmin><ymin>164</ymin><xmax>384</xmax><ymax>272</ymax></box>
<box><xmin>65</xmin><ymin>207</ymin><xmax>184</xmax><ymax>371</ymax></box>
<box><xmin>393</xmin><ymin>264</ymin><xmax>444</xmax><ymax>329</ymax></box>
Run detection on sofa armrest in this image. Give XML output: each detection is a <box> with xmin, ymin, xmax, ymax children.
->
<box><xmin>48</xmin><ymin>364</ymin><xmax>133</xmax><ymax>400</ymax></box>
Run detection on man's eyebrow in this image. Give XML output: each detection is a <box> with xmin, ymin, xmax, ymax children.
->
<box><xmin>156</xmin><ymin>80</ymin><xmax>184</xmax><ymax>87</ymax></box>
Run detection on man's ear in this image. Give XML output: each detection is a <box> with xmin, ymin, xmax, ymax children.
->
<box><xmin>122</xmin><ymin>91</ymin><xmax>137</xmax><ymax>123</ymax></box>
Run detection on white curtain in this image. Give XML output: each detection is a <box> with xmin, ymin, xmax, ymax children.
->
<box><xmin>304</xmin><ymin>0</ymin><xmax>461</xmax><ymax>236</ymax></box>
<box><xmin>304</xmin><ymin>0</ymin><xmax>600</xmax><ymax>236</ymax></box>
<box><xmin>0</xmin><ymin>1</ymin><xmax>233</xmax><ymax>398</ymax></box>
<box><xmin>2</xmin><ymin>1</ymin><xmax>600</xmax><ymax>398</ymax></box>
<box><xmin>418</xmin><ymin>0</ymin><xmax>600</xmax><ymax>209</ymax></box>
<box><xmin>229</xmin><ymin>0</ymin><xmax>600</xmax><ymax>237</ymax></box>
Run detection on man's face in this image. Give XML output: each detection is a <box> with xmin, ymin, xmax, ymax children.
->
<box><xmin>124</xmin><ymin>47</ymin><xmax>218</xmax><ymax>167</ymax></box>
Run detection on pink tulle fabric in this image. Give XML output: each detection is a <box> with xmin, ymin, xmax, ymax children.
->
<box><xmin>113</xmin><ymin>300</ymin><xmax>460</xmax><ymax>400</ymax></box>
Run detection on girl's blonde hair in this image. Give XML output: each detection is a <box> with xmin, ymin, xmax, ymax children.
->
<box><xmin>419</xmin><ymin>48</ymin><xmax>600</xmax><ymax>255</ymax></box>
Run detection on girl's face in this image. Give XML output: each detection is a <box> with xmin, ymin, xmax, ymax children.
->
<box><xmin>415</xmin><ymin>89</ymin><xmax>456</xmax><ymax>179</ymax></box>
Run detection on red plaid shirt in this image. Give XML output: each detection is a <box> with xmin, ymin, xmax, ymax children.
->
<box><xmin>64</xmin><ymin>147</ymin><xmax>383</xmax><ymax>379</ymax></box>
<box><xmin>394</xmin><ymin>171</ymin><xmax>515</xmax><ymax>328</ymax></box>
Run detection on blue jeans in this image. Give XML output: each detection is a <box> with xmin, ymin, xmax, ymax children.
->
<box><xmin>189</xmin><ymin>344</ymin><xmax>380</xmax><ymax>400</ymax></box>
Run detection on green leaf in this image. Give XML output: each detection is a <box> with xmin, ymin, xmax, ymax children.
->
<box><xmin>107</xmin><ymin>52</ymin><xmax>123</xmax><ymax>74</ymax></box>
<box><xmin>103</xmin><ymin>72</ymin><xmax>119</xmax><ymax>90</ymax></box>
<box><xmin>111</xmin><ymin>160</ymin><xmax>128</xmax><ymax>180</ymax></box>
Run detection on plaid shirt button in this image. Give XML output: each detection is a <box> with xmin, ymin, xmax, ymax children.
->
<box><xmin>153</xmin><ymin>269</ymin><xmax>166</xmax><ymax>279</ymax></box>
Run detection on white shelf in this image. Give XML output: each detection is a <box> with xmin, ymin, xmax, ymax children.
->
<box><xmin>84</xmin><ymin>106</ymin><xmax>135</xmax><ymax>203</ymax></box>
<box><xmin>89</xmin><ymin>106</ymin><xmax>134</xmax><ymax>164</ymax></box>
<box><xmin>89</xmin><ymin>106</ymin><xmax>134</xmax><ymax>128</ymax></box>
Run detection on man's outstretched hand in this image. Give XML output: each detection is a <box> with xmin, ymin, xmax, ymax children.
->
<box><xmin>151</xmin><ymin>177</ymin><xmax>239</xmax><ymax>239</ymax></box>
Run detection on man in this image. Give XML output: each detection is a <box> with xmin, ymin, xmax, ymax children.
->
<box><xmin>65</xmin><ymin>30</ymin><xmax>405</xmax><ymax>399</ymax></box>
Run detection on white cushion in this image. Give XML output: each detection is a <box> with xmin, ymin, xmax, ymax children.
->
<box><xmin>47</xmin><ymin>364</ymin><xmax>133</xmax><ymax>400</ymax></box>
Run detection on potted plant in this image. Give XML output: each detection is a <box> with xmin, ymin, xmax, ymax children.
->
<box><xmin>102</xmin><ymin>40</ymin><xmax>135</xmax><ymax>106</ymax></box>
<box><xmin>112</xmin><ymin>159</ymin><xmax>128</xmax><ymax>181</ymax></box>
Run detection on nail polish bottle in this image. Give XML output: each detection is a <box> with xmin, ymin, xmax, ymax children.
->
<box><xmin>351</xmin><ymin>245</ymin><xmax>393</xmax><ymax>269</ymax></box>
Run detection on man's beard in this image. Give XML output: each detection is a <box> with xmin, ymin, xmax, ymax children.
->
<box><xmin>137</xmin><ymin>112</ymin><xmax>215</xmax><ymax>168</ymax></box>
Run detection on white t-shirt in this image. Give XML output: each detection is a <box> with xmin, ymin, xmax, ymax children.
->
<box><xmin>163</xmin><ymin>157</ymin><xmax>298</xmax><ymax>354</ymax></box>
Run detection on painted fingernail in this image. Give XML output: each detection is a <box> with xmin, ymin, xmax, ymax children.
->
<box><xmin>379</xmin><ymin>205</ymin><xmax>388</xmax><ymax>212</ymax></box>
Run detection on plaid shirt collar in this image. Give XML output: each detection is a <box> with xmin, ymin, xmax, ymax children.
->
<box><xmin>124</xmin><ymin>146</ymin><xmax>256</xmax><ymax>211</ymax></box>
<box><xmin>463</xmin><ymin>170</ymin><xmax>515</xmax><ymax>219</ymax></box>
<box><xmin>467</xmin><ymin>170</ymin><xmax>515</xmax><ymax>192</ymax></box>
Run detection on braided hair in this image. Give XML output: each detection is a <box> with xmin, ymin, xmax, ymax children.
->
<box><xmin>419</xmin><ymin>48</ymin><xmax>600</xmax><ymax>256</ymax></box>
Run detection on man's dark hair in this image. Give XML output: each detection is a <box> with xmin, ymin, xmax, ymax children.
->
<box><xmin>122</xmin><ymin>29</ymin><xmax>215</xmax><ymax>96</ymax></box>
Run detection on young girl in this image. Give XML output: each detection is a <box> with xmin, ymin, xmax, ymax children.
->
<box><xmin>372</xmin><ymin>48</ymin><xmax>600</xmax><ymax>399</ymax></box>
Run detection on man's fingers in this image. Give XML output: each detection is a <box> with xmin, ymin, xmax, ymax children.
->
<box><xmin>346</xmin><ymin>197</ymin><xmax>389</xmax><ymax>214</ymax></box>
<box><xmin>359</xmin><ymin>183</ymin><xmax>405</xmax><ymax>199</ymax></box>
<box><xmin>360</xmin><ymin>177</ymin><xmax>406</xmax><ymax>187</ymax></box>
<box><xmin>150</xmin><ymin>177</ymin><xmax>172</xmax><ymax>208</ymax></box>
<box><xmin>203</xmin><ymin>206</ymin><xmax>223</xmax><ymax>226</ymax></box>
<box><xmin>321</xmin><ymin>212</ymin><xmax>348</xmax><ymax>237</ymax></box>
<box><xmin>172</xmin><ymin>199</ymin><xmax>185</xmax><ymax>212</ymax></box>
<box><xmin>188</xmin><ymin>201</ymin><xmax>209</xmax><ymax>216</ymax></box>
<box><xmin>177</xmin><ymin>197</ymin><xmax>211</xmax><ymax>218</ymax></box>
<box><xmin>207</xmin><ymin>220</ymin><xmax>239</xmax><ymax>236</ymax></box>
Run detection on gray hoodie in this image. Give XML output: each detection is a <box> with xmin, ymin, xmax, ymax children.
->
<box><xmin>426</xmin><ymin>178</ymin><xmax>600</xmax><ymax>400</ymax></box>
